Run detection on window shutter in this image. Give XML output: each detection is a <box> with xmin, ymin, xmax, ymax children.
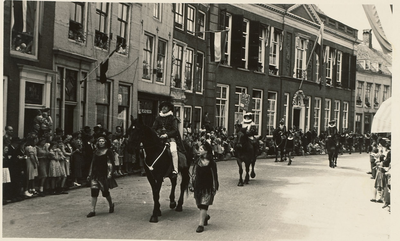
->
<box><xmin>248</xmin><ymin>21</ymin><xmax>260</xmax><ymax>71</ymax></box>
<box><xmin>231</xmin><ymin>14</ymin><xmax>243</xmax><ymax>67</ymax></box>
<box><xmin>341</xmin><ymin>53</ymin><xmax>349</xmax><ymax>89</ymax></box>
<box><xmin>219</xmin><ymin>8</ymin><xmax>227</xmax><ymax>30</ymax></box>
<box><xmin>350</xmin><ymin>55</ymin><xmax>357</xmax><ymax>90</ymax></box>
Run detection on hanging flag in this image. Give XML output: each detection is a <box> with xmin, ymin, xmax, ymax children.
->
<box><xmin>100</xmin><ymin>59</ymin><xmax>109</xmax><ymax>84</ymax></box>
<box><xmin>210</xmin><ymin>30</ymin><xmax>228</xmax><ymax>62</ymax></box>
<box><xmin>363</xmin><ymin>5</ymin><xmax>392</xmax><ymax>54</ymax></box>
<box><xmin>317</xmin><ymin>23</ymin><xmax>324</xmax><ymax>90</ymax></box>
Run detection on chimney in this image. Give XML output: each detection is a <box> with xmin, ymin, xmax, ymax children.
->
<box><xmin>363</xmin><ymin>29</ymin><xmax>372</xmax><ymax>48</ymax></box>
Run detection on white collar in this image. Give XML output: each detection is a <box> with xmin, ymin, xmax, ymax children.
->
<box><xmin>159</xmin><ymin>110</ymin><xmax>173</xmax><ymax>117</ymax></box>
<box><xmin>243</xmin><ymin>119</ymin><xmax>252</xmax><ymax>124</ymax></box>
<box><xmin>328</xmin><ymin>124</ymin><xmax>336</xmax><ymax>128</ymax></box>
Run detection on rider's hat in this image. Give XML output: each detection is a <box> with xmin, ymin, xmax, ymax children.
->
<box><xmin>243</xmin><ymin>112</ymin><xmax>253</xmax><ymax>118</ymax></box>
<box><xmin>159</xmin><ymin>101</ymin><xmax>174</xmax><ymax>111</ymax></box>
<box><xmin>279</xmin><ymin>118</ymin><xmax>285</xmax><ymax>125</ymax></box>
<box><xmin>329</xmin><ymin>119</ymin><xmax>336</xmax><ymax>124</ymax></box>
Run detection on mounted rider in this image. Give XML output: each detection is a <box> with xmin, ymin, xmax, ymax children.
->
<box><xmin>241</xmin><ymin>112</ymin><xmax>257</xmax><ymax>141</ymax></box>
<box><xmin>273</xmin><ymin>118</ymin><xmax>287</xmax><ymax>162</ymax></box>
<box><xmin>152</xmin><ymin>101</ymin><xmax>186</xmax><ymax>179</ymax></box>
<box><xmin>327</xmin><ymin>120</ymin><xmax>338</xmax><ymax>138</ymax></box>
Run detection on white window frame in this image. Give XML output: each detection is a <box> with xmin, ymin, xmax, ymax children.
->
<box><xmin>174</xmin><ymin>3</ymin><xmax>184</xmax><ymax>30</ymax></box>
<box><xmin>3</xmin><ymin>76</ymin><xmax>8</xmax><ymax>126</ymax></box>
<box><xmin>194</xmin><ymin>106</ymin><xmax>202</xmax><ymax>133</ymax></box>
<box><xmin>324</xmin><ymin>98</ymin><xmax>331</xmax><ymax>130</ymax></box>
<box><xmin>142</xmin><ymin>34</ymin><xmax>154</xmax><ymax>81</ymax></box>
<box><xmin>224</xmin><ymin>13</ymin><xmax>232</xmax><ymax>65</ymax></box>
<box><xmin>258</xmin><ymin>26</ymin><xmax>266</xmax><ymax>72</ymax></box>
<box><xmin>269</xmin><ymin>27</ymin><xmax>281</xmax><ymax>75</ymax></box>
<box><xmin>336</xmin><ymin>51</ymin><xmax>342</xmax><ymax>85</ymax></box>
<box><xmin>342</xmin><ymin>102</ymin><xmax>349</xmax><ymax>130</ymax></box>
<box><xmin>10</xmin><ymin>0</ymin><xmax>41</xmax><ymax>60</ymax></box>
<box><xmin>184</xmin><ymin>105</ymin><xmax>193</xmax><ymax>128</ymax></box>
<box><xmin>315</xmin><ymin>54</ymin><xmax>320</xmax><ymax>82</ymax></box>
<box><xmin>186</xmin><ymin>5</ymin><xmax>195</xmax><ymax>35</ymax></box>
<box><xmin>325</xmin><ymin>46</ymin><xmax>333</xmax><ymax>83</ymax></box>
<box><xmin>171</xmin><ymin>41</ymin><xmax>186</xmax><ymax>89</ymax></box>
<box><xmin>155</xmin><ymin>38</ymin><xmax>167</xmax><ymax>84</ymax></box>
<box><xmin>195</xmin><ymin>51</ymin><xmax>204</xmax><ymax>94</ymax></box>
<box><xmin>242</xmin><ymin>19</ymin><xmax>250</xmax><ymax>69</ymax></box>
<box><xmin>305</xmin><ymin>96</ymin><xmax>311</xmax><ymax>132</ymax></box>
<box><xmin>95</xmin><ymin>2</ymin><xmax>110</xmax><ymax>50</ymax></box>
<box><xmin>153</xmin><ymin>3</ymin><xmax>161</xmax><ymax>20</ymax></box>
<box><xmin>334</xmin><ymin>100</ymin><xmax>340</xmax><ymax>128</ymax></box>
<box><xmin>116</xmin><ymin>3</ymin><xmax>130</xmax><ymax>55</ymax></box>
<box><xmin>365</xmin><ymin>83</ymin><xmax>372</xmax><ymax>106</ymax></box>
<box><xmin>383</xmin><ymin>85</ymin><xmax>389</xmax><ymax>101</ymax></box>
<box><xmin>294</xmin><ymin>36</ymin><xmax>308</xmax><ymax>79</ymax></box>
<box><xmin>69</xmin><ymin>2</ymin><xmax>87</xmax><ymax>44</ymax></box>
<box><xmin>374</xmin><ymin>84</ymin><xmax>380</xmax><ymax>108</ymax></box>
<box><xmin>235</xmin><ymin>87</ymin><xmax>248</xmax><ymax>123</ymax></box>
<box><xmin>184</xmin><ymin>48</ymin><xmax>194</xmax><ymax>91</ymax></box>
<box><xmin>266</xmin><ymin>91</ymin><xmax>277</xmax><ymax>137</ymax></box>
<box><xmin>314</xmin><ymin>97</ymin><xmax>321</xmax><ymax>135</ymax></box>
<box><xmin>252</xmin><ymin>89</ymin><xmax>263</xmax><ymax>136</ymax></box>
<box><xmin>284</xmin><ymin>93</ymin><xmax>289</xmax><ymax>127</ymax></box>
<box><xmin>216</xmin><ymin>84</ymin><xmax>229</xmax><ymax>129</ymax></box>
<box><xmin>197</xmin><ymin>10</ymin><xmax>206</xmax><ymax>40</ymax></box>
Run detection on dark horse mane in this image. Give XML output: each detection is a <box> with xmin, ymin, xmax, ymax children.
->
<box><xmin>127</xmin><ymin>115</ymin><xmax>190</xmax><ymax>222</ymax></box>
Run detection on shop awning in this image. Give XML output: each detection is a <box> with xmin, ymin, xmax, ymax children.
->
<box><xmin>371</xmin><ymin>97</ymin><xmax>391</xmax><ymax>133</ymax></box>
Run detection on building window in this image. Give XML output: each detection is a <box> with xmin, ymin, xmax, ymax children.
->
<box><xmin>343</xmin><ymin>102</ymin><xmax>348</xmax><ymax>130</ymax></box>
<box><xmin>294</xmin><ymin>37</ymin><xmax>307</xmax><ymax>79</ymax></box>
<box><xmin>153</xmin><ymin>3</ymin><xmax>161</xmax><ymax>20</ymax></box>
<box><xmin>222</xmin><ymin>13</ymin><xmax>232</xmax><ymax>65</ymax></box>
<box><xmin>156</xmin><ymin>39</ymin><xmax>167</xmax><ymax>83</ymax></box>
<box><xmin>197</xmin><ymin>11</ymin><xmax>205</xmax><ymax>39</ymax></box>
<box><xmin>355</xmin><ymin>113</ymin><xmax>362</xmax><ymax>134</ymax></box>
<box><xmin>266</xmin><ymin>92</ymin><xmax>277</xmax><ymax>136</ymax></box>
<box><xmin>3</xmin><ymin>76</ymin><xmax>8</xmax><ymax>125</ymax></box>
<box><xmin>193</xmin><ymin>107</ymin><xmax>202</xmax><ymax>133</ymax></box>
<box><xmin>174</xmin><ymin>3</ymin><xmax>184</xmax><ymax>29</ymax></box>
<box><xmin>334</xmin><ymin>100</ymin><xmax>340</xmax><ymax>128</ymax></box>
<box><xmin>283</xmin><ymin>93</ymin><xmax>289</xmax><ymax>127</ymax></box>
<box><xmin>142</xmin><ymin>34</ymin><xmax>153</xmax><ymax>80</ymax></box>
<box><xmin>383</xmin><ymin>85</ymin><xmax>389</xmax><ymax>101</ymax></box>
<box><xmin>95</xmin><ymin>2</ymin><xmax>109</xmax><ymax>50</ymax></box>
<box><xmin>325</xmin><ymin>47</ymin><xmax>332</xmax><ymax>85</ymax></box>
<box><xmin>183</xmin><ymin>106</ymin><xmax>192</xmax><ymax>135</ymax></box>
<box><xmin>25</xmin><ymin>82</ymin><xmax>44</xmax><ymax>105</ymax></box>
<box><xmin>184</xmin><ymin>48</ymin><xmax>194</xmax><ymax>91</ymax></box>
<box><xmin>374</xmin><ymin>84</ymin><xmax>380</xmax><ymax>108</ymax></box>
<box><xmin>241</xmin><ymin>19</ymin><xmax>249</xmax><ymax>69</ymax></box>
<box><xmin>336</xmin><ymin>51</ymin><xmax>342</xmax><ymax>86</ymax></box>
<box><xmin>216</xmin><ymin>84</ymin><xmax>229</xmax><ymax>129</ymax></box>
<box><xmin>252</xmin><ymin>90</ymin><xmax>263</xmax><ymax>135</ymax></box>
<box><xmin>186</xmin><ymin>5</ymin><xmax>195</xmax><ymax>35</ymax></box>
<box><xmin>324</xmin><ymin>99</ymin><xmax>331</xmax><ymax>130</ymax></box>
<box><xmin>96</xmin><ymin>81</ymin><xmax>110</xmax><ymax>130</ymax></box>
<box><xmin>69</xmin><ymin>2</ymin><xmax>86</xmax><ymax>43</ymax></box>
<box><xmin>314</xmin><ymin>98</ymin><xmax>321</xmax><ymax>134</ymax></box>
<box><xmin>118</xmin><ymin>85</ymin><xmax>130</xmax><ymax>129</ymax></box>
<box><xmin>356</xmin><ymin>82</ymin><xmax>363</xmax><ymax>106</ymax></box>
<box><xmin>269</xmin><ymin>27</ymin><xmax>281</xmax><ymax>75</ymax></box>
<box><xmin>11</xmin><ymin>0</ymin><xmax>39</xmax><ymax>57</ymax></box>
<box><xmin>80</xmin><ymin>73</ymin><xmax>87</xmax><ymax>129</ymax></box>
<box><xmin>235</xmin><ymin>87</ymin><xmax>247</xmax><ymax>123</ymax></box>
<box><xmin>195</xmin><ymin>52</ymin><xmax>204</xmax><ymax>93</ymax></box>
<box><xmin>171</xmin><ymin>43</ymin><xmax>183</xmax><ymax>88</ymax></box>
<box><xmin>116</xmin><ymin>3</ymin><xmax>129</xmax><ymax>54</ymax></box>
<box><xmin>258</xmin><ymin>26</ymin><xmax>266</xmax><ymax>72</ymax></box>
<box><xmin>365</xmin><ymin>83</ymin><xmax>372</xmax><ymax>107</ymax></box>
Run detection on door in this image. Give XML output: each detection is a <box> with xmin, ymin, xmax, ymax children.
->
<box><xmin>64</xmin><ymin>104</ymin><xmax>76</xmax><ymax>135</ymax></box>
<box><xmin>293</xmin><ymin>108</ymin><xmax>301</xmax><ymax>130</ymax></box>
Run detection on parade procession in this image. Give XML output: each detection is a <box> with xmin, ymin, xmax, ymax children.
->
<box><xmin>2</xmin><ymin>2</ymin><xmax>394</xmax><ymax>240</ymax></box>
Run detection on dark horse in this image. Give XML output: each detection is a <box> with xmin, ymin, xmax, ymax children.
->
<box><xmin>326</xmin><ymin>134</ymin><xmax>340</xmax><ymax>168</ymax></box>
<box><xmin>127</xmin><ymin>115</ymin><xmax>190</xmax><ymax>222</ymax></box>
<box><xmin>234</xmin><ymin>127</ymin><xmax>257</xmax><ymax>186</ymax></box>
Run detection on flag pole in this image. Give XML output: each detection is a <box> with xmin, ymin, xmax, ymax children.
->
<box><xmin>80</xmin><ymin>45</ymin><xmax>119</xmax><ymax>84</ymax></box>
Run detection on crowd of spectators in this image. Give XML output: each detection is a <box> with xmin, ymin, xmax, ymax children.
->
<box><xmin>3</xmin><ymin>115</ymin><xmax>145</xmax><ymax>204</ymax></box>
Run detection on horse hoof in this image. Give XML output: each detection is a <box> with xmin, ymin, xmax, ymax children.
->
<box><xmin>251</xmin><ymin>172</ymin><xmax>256</xmax><ymax>178</ymax></box>
<box><xmin>175</xmin><ymin>205</ymin><xmax>183</xmax><ymax>212</ymax></box>
<box><xmin>150</xmin><ymin>216</ymin><xmax>158</xmax><ymax>223</ymax></box>
<box><xmin>170</xmin><ymin>201</ymin><xmax>177</xmax><ymax>209</ymax></box>
<box><xmin>238</xmin><ymin>182</ymin><xmax>243</xmax><ymax>186</ymax></box>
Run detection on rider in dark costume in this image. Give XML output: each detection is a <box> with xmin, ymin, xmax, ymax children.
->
<box><xmin>326</xmin><ymin>120</ymin><xmax>339</xmax><ymax>168</ymax></box>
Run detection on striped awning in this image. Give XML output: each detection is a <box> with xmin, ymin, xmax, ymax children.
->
<box><xmin>371</xmin><ymin>97</ymin><xmax>391</xmax><ymax>133</ymax></box>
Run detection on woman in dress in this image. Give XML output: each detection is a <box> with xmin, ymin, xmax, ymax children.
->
<box><xmin>59</xmin><ymin>135</ymin><xmax>73</xmax><ymax>193</ymax></box>
<box><xmin>25</xmin><ymin>134</ymin><xmax>39</xmax><ymax>196</ymax></box>
<box><xmin>190</xmin><ymin>141</ymin><xmax>219</xmax><ymax>233</ymax></box>
<box><xmin>71</xmin><ymin>139</ymin><xmax>84</xmax><ymax>186</ymax></box>
<box><xmin>86</xmin><ymin>136</ymin><xmax>117</xmax><ymax>218</ymax></box>
<box><xmin>48</xmin><ymin>141</ymin><xmax>65</xmax><ymax>195</ymax></box>
<box><xmin>36</xmin><ymin>137</ymin><xmax>50</xmax><ymax>196</ymax></box>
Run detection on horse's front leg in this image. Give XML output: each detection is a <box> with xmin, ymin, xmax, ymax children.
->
<box><xmin>244</xmin><ymin>162</ymin><xmax>250</xmax><ymax>184</ymax></box>
<box><xmin>176</xmin><ymin>168</ymin><xmax>189</xmax><ymax>212</ymax></box>
<box><xmin>250</xmin><ymin>157</ymin><xmax>256</xmax><ymax>178</ymax></box>
<box><xmin>149</xmin><ymin>180</ymin><xmax>162</xmax><ymax>223</ymax></box>
<box><xmin>169</xmin><ymin>175</ymin><xmax>177</xmax><ymax>209</ymax></box>
<box><xmin>237</xmin><ymin>159</ymin><xmax>244</xmax><ymax>186</ymax></box>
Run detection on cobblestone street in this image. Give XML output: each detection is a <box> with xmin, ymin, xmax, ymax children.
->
<box><xmin>2</xmin><ymin>153</ymin><xmax>391</xmax><ymax>240</ymax></box>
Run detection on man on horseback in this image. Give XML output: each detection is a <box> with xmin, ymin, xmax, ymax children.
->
<box><xmin>152</xmin><ymin>101</ymin><xmax>185</xmax><ymax>179</ymax></box>
<box><xmin>273</xmin><ymin>118</ymin><xmax>287</xmax><ymax>162</ymax></box>
<box><xmin>241</xmin><ymin>112</ymin><xmax>259</xmax><ymax>156</ymax></box>
<box><xmin>326</xmin><ymin>120</ymin><xmax>339</xmax><ymax>168</ymax></box>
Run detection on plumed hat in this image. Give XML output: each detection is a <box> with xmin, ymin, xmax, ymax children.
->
<box><xmin>159</xmin><ymin>101</ymin><xmax>174</xmax><ymax>111</ymax></box>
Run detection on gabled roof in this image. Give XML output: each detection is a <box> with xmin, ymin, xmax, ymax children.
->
<box><xmin>356</xmin><ymin>43</ymin><xmax>392</xmax><ymax>75</ymax></box>
<box><xmin>286</xmin><ymin>4</ymin><xmax>323</xmax><ymax>25</ymax></box>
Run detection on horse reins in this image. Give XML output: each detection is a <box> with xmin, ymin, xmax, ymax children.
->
<box><xmin>145</xmin><ymin>144</ymin><xmax>168</xmax><ymax>171</ymax></box>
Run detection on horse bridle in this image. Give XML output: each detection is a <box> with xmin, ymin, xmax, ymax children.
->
<box><xmin>144</xmin><ymin>144</ymin><xmax>168</xmax><ymax>171</ymax></box>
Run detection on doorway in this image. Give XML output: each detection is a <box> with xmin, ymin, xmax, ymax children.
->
<box><xmin>293</xmin><ymin>108</ymin><xmax>301</xmax><ymax>130</ymax></box>
<box><xmin>64</xmin><ymin>105</ymin><xmax>76</xmax><ymax>135</ymax></box>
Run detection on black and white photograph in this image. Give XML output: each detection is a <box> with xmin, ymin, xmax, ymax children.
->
<box><xmin>1</xmin><ymin>1</ymin><xmax>397</xmax><ymax>240</ymax></box>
